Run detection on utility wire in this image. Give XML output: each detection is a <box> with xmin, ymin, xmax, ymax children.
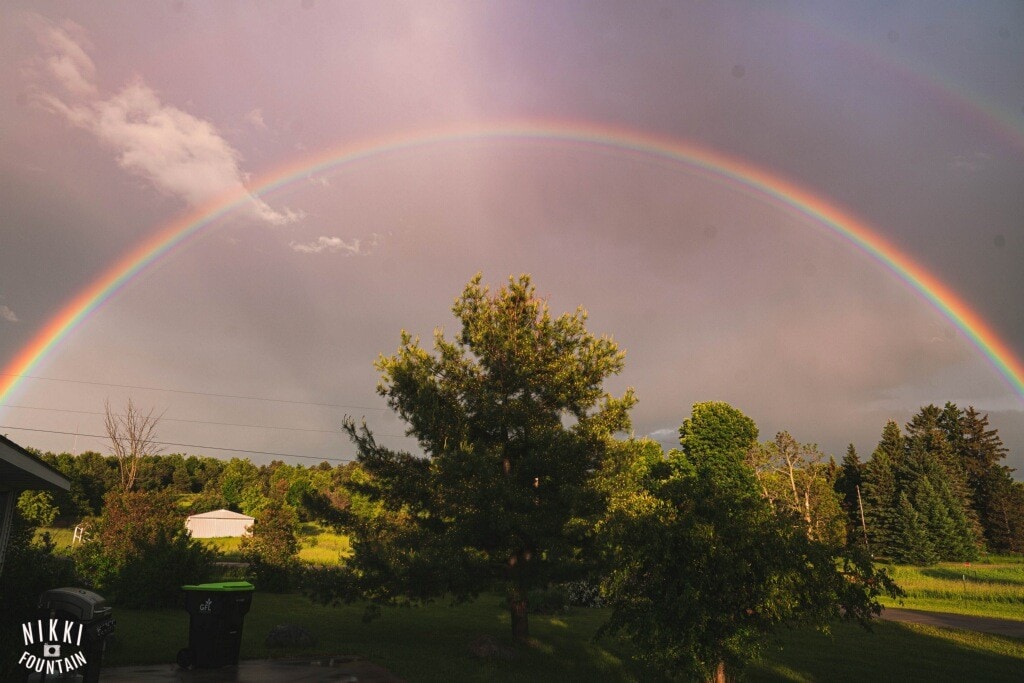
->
<box><xmin>0</xmin><ymin>403</ymin><xmax>415</xmax><ymax>439</ymax></box>
<box><xmin>0</xmin><ymin>372</ymin><xmax>385</xmax><ymax>411</ymax></box>
<box><xmin>0</xmin><ymin>425</ymin><xmax>355</xmax><ymax>463</ymax></box>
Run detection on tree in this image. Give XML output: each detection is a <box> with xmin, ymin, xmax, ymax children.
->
<box><xmin>745</xmin><ymin>431</ymin><xmax>846</xmax><ymax>545</ymax></box>
<box><xmin>861</xmin><ymin>421</ymin><xmax>902</xmax><ymax>557</ymax></box>
<box><xmin>834</xmin><ymin>444</ymin><xmax>867</xmax><ymax>546</ymax></box>
<box><xmin>241</xmin><ymin>500</ymin><xmax>299</xmax><ymax>592</ymax></box>
<box><xmin>104</xmin><ymin>398</ymin><xmax>163</xmax><ymax>492</ymax></box>
<box><xmin>16</xmin><ymin>490</ymin><xmax>59</xmax><ymax>527</ymax></box>
<box><xmin>338</xmin><ymin>274</ymin><xmax>635</xmax><ymax>642</ymax></box>
<box><xmin>75</xmin><ymin>490</ymin><xmax>213</xmax><ymax>607</ymax></box>
<box><xmin>599</xmin><ymin>402</ymin><xmax>899</xmax><ymax>681</ymax></box>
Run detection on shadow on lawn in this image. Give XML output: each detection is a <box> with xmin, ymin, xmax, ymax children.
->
<box><xmin>750</xmin><ymin>619</ymin><xmax>1024</xmax><ymax>682</ymax></box>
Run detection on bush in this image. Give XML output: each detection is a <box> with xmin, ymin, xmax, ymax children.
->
<box><xmin>74</xmin><ymin>490</ymin><xmax>214</xmax><ymax>607</ymax></box>
<box><xmin>241</xmin><ymin>501</ymin><xmax>299</xmax><ymax>592</ymax></box>
<box><xmin>0</xmin><ymin>508</ymin><xmax>78</xmax><ymax>681</ymax></box>
<box><xmin>564</xmin><ymin>579</ymin><xmax>604</xmax><ymax>607</ymax></box>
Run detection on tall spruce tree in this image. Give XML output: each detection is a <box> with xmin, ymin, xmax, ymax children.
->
<box><xmin>958</xmin><ymin>406</ymin><xmax>1014</xmax><ymax>549</ymax></box>
<box><xmin>861</xmin><ymin>421</ymin><xmax>902</xmax><ymax>557</ymax></box>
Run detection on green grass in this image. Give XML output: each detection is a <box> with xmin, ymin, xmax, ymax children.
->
<box><xmin>34</xmin><ymin>526</ymin><xmax>75</xmax><ymax>551</ymax></box>
<box><xmin>748</xmin><ymin>620</ymin><xmax>1024</xmax><ymax>682</ymax></box>
<box><xmin>198</xmin><ymin>535</ymin><xmax>245</xmax><ymax>561</ymax></box>
<box><xmin>879</xmin><ymin>560</ymin><xmax>1024</xmax><ymax>621</ymax></box>
<box><xmin>104</xmin><ymin>593</ymin><xmax>1024</xmax><ymax>682</ymax></box>
<box><xmin>296</xmin><ymin>523</ymin><xmax>351</xmax><ymax>565</ymax></box>
<box><xmin>106</xmin><ymin>593</ymin><xmax>639</xmax><ymax>681</ymax></box>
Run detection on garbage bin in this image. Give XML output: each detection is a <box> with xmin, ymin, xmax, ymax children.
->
<box><xmin>31</xmin><ymin>587</ymin><xmax>115</xmax><ymax>683</ymax></box>
<box><xmin>177</xmin><ymin>581</ymin><xmax>254</xmax><ymax>669</ymax></box>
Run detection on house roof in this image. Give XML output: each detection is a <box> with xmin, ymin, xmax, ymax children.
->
<box><xmin>0</xmin><ymin>434</ymin><xmax>70</xmax><ymax>492</ymax></box>
<box><xmin>186</xmin><ymin>508</ymin><xmax>255</xmax><ymax>521</ymax></box>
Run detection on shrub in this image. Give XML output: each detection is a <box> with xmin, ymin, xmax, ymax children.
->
<box><xmin>75</xmin><ymin>490</ymin><xmax>213</xmax><ymax>607</ymax></box>
<box><xmin>241</xmin><ymin>501</ymin><xmax>299</xmax><ymax>592</ymax></box>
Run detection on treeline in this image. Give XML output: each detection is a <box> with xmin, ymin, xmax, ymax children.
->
<box><xmin>20</xmin><ymin>401</ymin><xmax>1024</xmax><ymax>563</ymax></box>
<box><xmin>19</xmin><ymin>450</ymin><xmax>365</xmax><ymax>526</ymax></box>
<box><xmin>838</xmin><ymin>403</ymin><xmax>1024</xmax><ymax>561</ymax></box>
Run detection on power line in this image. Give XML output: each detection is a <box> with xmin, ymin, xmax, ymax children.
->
<box><xmin>0</xmin><ymin>425</ymin><xmax>355</xmax><ymax>463</ymax></box>
<box><xmin>0</xmin><ymin>403</ymin><xmax>415</xmax><ymax>439</ymax></box>
<box><xmin>0</xmin><ymin>372</ymin><xmax>386</xmax><ymax>411</ymax></box>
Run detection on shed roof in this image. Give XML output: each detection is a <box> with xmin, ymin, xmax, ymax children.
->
<box><xmin>186</xmin><ymin>508</ymin><xmax>255</xmax><ymax>521</ymax></box>
<box><xmin>0</xmin><ymin>434</ymin><xmax>70</xmax><ymax>492</ymax></box>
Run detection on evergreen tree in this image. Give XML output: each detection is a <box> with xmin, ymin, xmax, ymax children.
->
<box><xmin>891</xmin><ymin>492</ymin><xmax>938</xmax><ymax>565</ymax></box>
<box><xmin>335</xmin><ymin>274</ymin><xmax>635</xmax><ymax>642</ymax></box>
<box><xmin>834</xmin><ymin>444</ymin><xmax>864</xmax><ymax>544</ymax></box>
<box><xmin>959</xmin><ymin>406</ymin><xmax>1012</xmax><ymax>548</ymax></box>
<box><xmin>861</xmin><ymin>421</ymin><xmax>902</xmax><ymax>557</ymax></box>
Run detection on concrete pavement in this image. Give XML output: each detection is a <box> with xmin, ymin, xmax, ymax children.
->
<box><xmin>101</xmin><ymin>656</ymin><xmax>405</xmax><ymax>682</ymax></box>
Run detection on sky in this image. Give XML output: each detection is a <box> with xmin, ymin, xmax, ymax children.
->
<box><xmin>1</xmin><ymin>2</ymin><xmax>1023</xmax><ymax>474</ymax></box>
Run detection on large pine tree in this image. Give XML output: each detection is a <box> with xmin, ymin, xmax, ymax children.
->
<box><xmin>861</xmin><ymin>421</ymin><xmax>902</xmax><ymax>557</ymax></box>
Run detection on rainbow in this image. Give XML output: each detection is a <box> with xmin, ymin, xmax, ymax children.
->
<box><xmin>2</xmin><ymin>120</ymin><xmax>1023</xmax><ymax>405</ymax></box>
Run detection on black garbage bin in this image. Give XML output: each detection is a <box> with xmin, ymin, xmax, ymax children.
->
<box><xmin>28</xmin><ymin>587</ymin><xmax>115</xmax><ymax>683</ymax></box>
<box><xmin>177</xmin><ymin>581</ymin><xmax>254</xmax><ymax>669</ymax></box>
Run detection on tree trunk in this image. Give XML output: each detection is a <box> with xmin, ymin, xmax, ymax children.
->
<box><xmin>508</xmin><ymin>581</ymin><xmax>529</xmax><ymax>643</ymax></box>
<box><xmin>714</xmin><ymin>660</ymin><xmax>729</xmax><ymax>683</ymax></box>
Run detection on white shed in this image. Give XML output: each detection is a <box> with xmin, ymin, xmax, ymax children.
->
<box><xmin>185</xmin><ymin>509</ymin><xmax>255</xmax><ymax>538</ymax></box>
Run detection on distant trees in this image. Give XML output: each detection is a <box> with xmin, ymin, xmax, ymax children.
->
<box><xmin>858</xmin><ymin>403</ymin><xmax>1024</xmax><ymax>562</ymax></box>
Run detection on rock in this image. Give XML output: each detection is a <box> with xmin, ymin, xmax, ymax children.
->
<box><xmin>264</xmin><ymin>623</ymin><xmax>317</xmax><ymax>648</ymax></box>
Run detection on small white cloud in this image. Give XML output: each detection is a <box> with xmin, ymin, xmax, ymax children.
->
<box><xmin>289</xmin><ymin>233</ymin><xmax>382</xmax><ymax>255</ymax></box>
<box><xmin>244</xmin><ymin>108</ymin><xmax>266</xmax><ymax>129</ymax></box>
<box><xmin>0</xmin><ymin>305</ymin><xmax>19</xmax><ymax>323</ymax></box>
<box><xmin>308</xmin><ymin>175</ymin><xmax>330</xmax><ymax>187</ymax></box>
<box><xmin>29</xmin><ymin>17</ymin><xmax>299</xmax><ymax>227</ymax></box>
<box><xmin>647</xmin><ymin>427</ymin><xmax>677</xmax><ymax>441</ymax></box>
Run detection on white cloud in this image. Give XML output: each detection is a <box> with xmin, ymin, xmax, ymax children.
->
<box><xmin>30</xmin><ymin>18</ymin><xmax>298</xmax><ymax>226</ymax></box>
<box><xmin>0</xmin><ymin>305</ymin><xmax>19</xmax><ymax>323</ymax></box>
<box><xmin>289</xmin><ymin>234</ymin><xmax>382</xmax><ymax>255</ymax></box>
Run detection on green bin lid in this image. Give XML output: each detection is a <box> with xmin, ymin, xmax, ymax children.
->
<box><xmin>182</xmin><ymin>581</ymin><xmax>254</xmax><ymax>592</ymax></box>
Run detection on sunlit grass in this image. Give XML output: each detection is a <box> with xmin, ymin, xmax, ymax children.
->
<box><xmin>879</xmin><ymin>559</ymin><xmax>1024</xmax><ymax>621</ymax></box>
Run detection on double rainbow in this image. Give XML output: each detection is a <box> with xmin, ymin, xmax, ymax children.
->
<box><xmin>2</xmin><ymin>121</ymin><xmax>1022</xmax><ymax>405</ymax></box>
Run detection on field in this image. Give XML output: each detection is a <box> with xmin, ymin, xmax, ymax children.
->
<box><xmin>879</xmin><ymin>556</ymin><xmax>1024</xmax><ymax>621</ymax></box>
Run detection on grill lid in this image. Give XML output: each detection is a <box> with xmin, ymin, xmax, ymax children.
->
<box><xmin>39</xmin><ymin>587</ymin><xmax>112</xmax><ymax>622</ymax></box>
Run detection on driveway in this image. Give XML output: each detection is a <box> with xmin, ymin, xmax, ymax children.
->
<box><xmin>879</xmin><ymin>607</ymin><xmax>1024</xmax><ymax>639</ymax></box>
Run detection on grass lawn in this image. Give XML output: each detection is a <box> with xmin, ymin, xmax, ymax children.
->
<box><xmin>105</xmin><ymin>591</ymin><xmax>1024</xmax><ymax>682</ymax></box>
<box><xmin>879</xmin><ymin>557</ymin><xmax>1024</xmax><ymax>621</ymax></box>
<box><xmin>748</xmin><ymin>619</ymin><xmax>1024</xmax><ymax>682</ymax></box>
<box><xmin>107</xmin><ymin>593</ymin><xmax>639</xmax><ymax>681</ymax></box>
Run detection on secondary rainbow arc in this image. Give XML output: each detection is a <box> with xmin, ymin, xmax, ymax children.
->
<box><xmin>2</xmin><ymin>120</ymin><xmax>1022</xmax><ymax>408</ymax></box>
